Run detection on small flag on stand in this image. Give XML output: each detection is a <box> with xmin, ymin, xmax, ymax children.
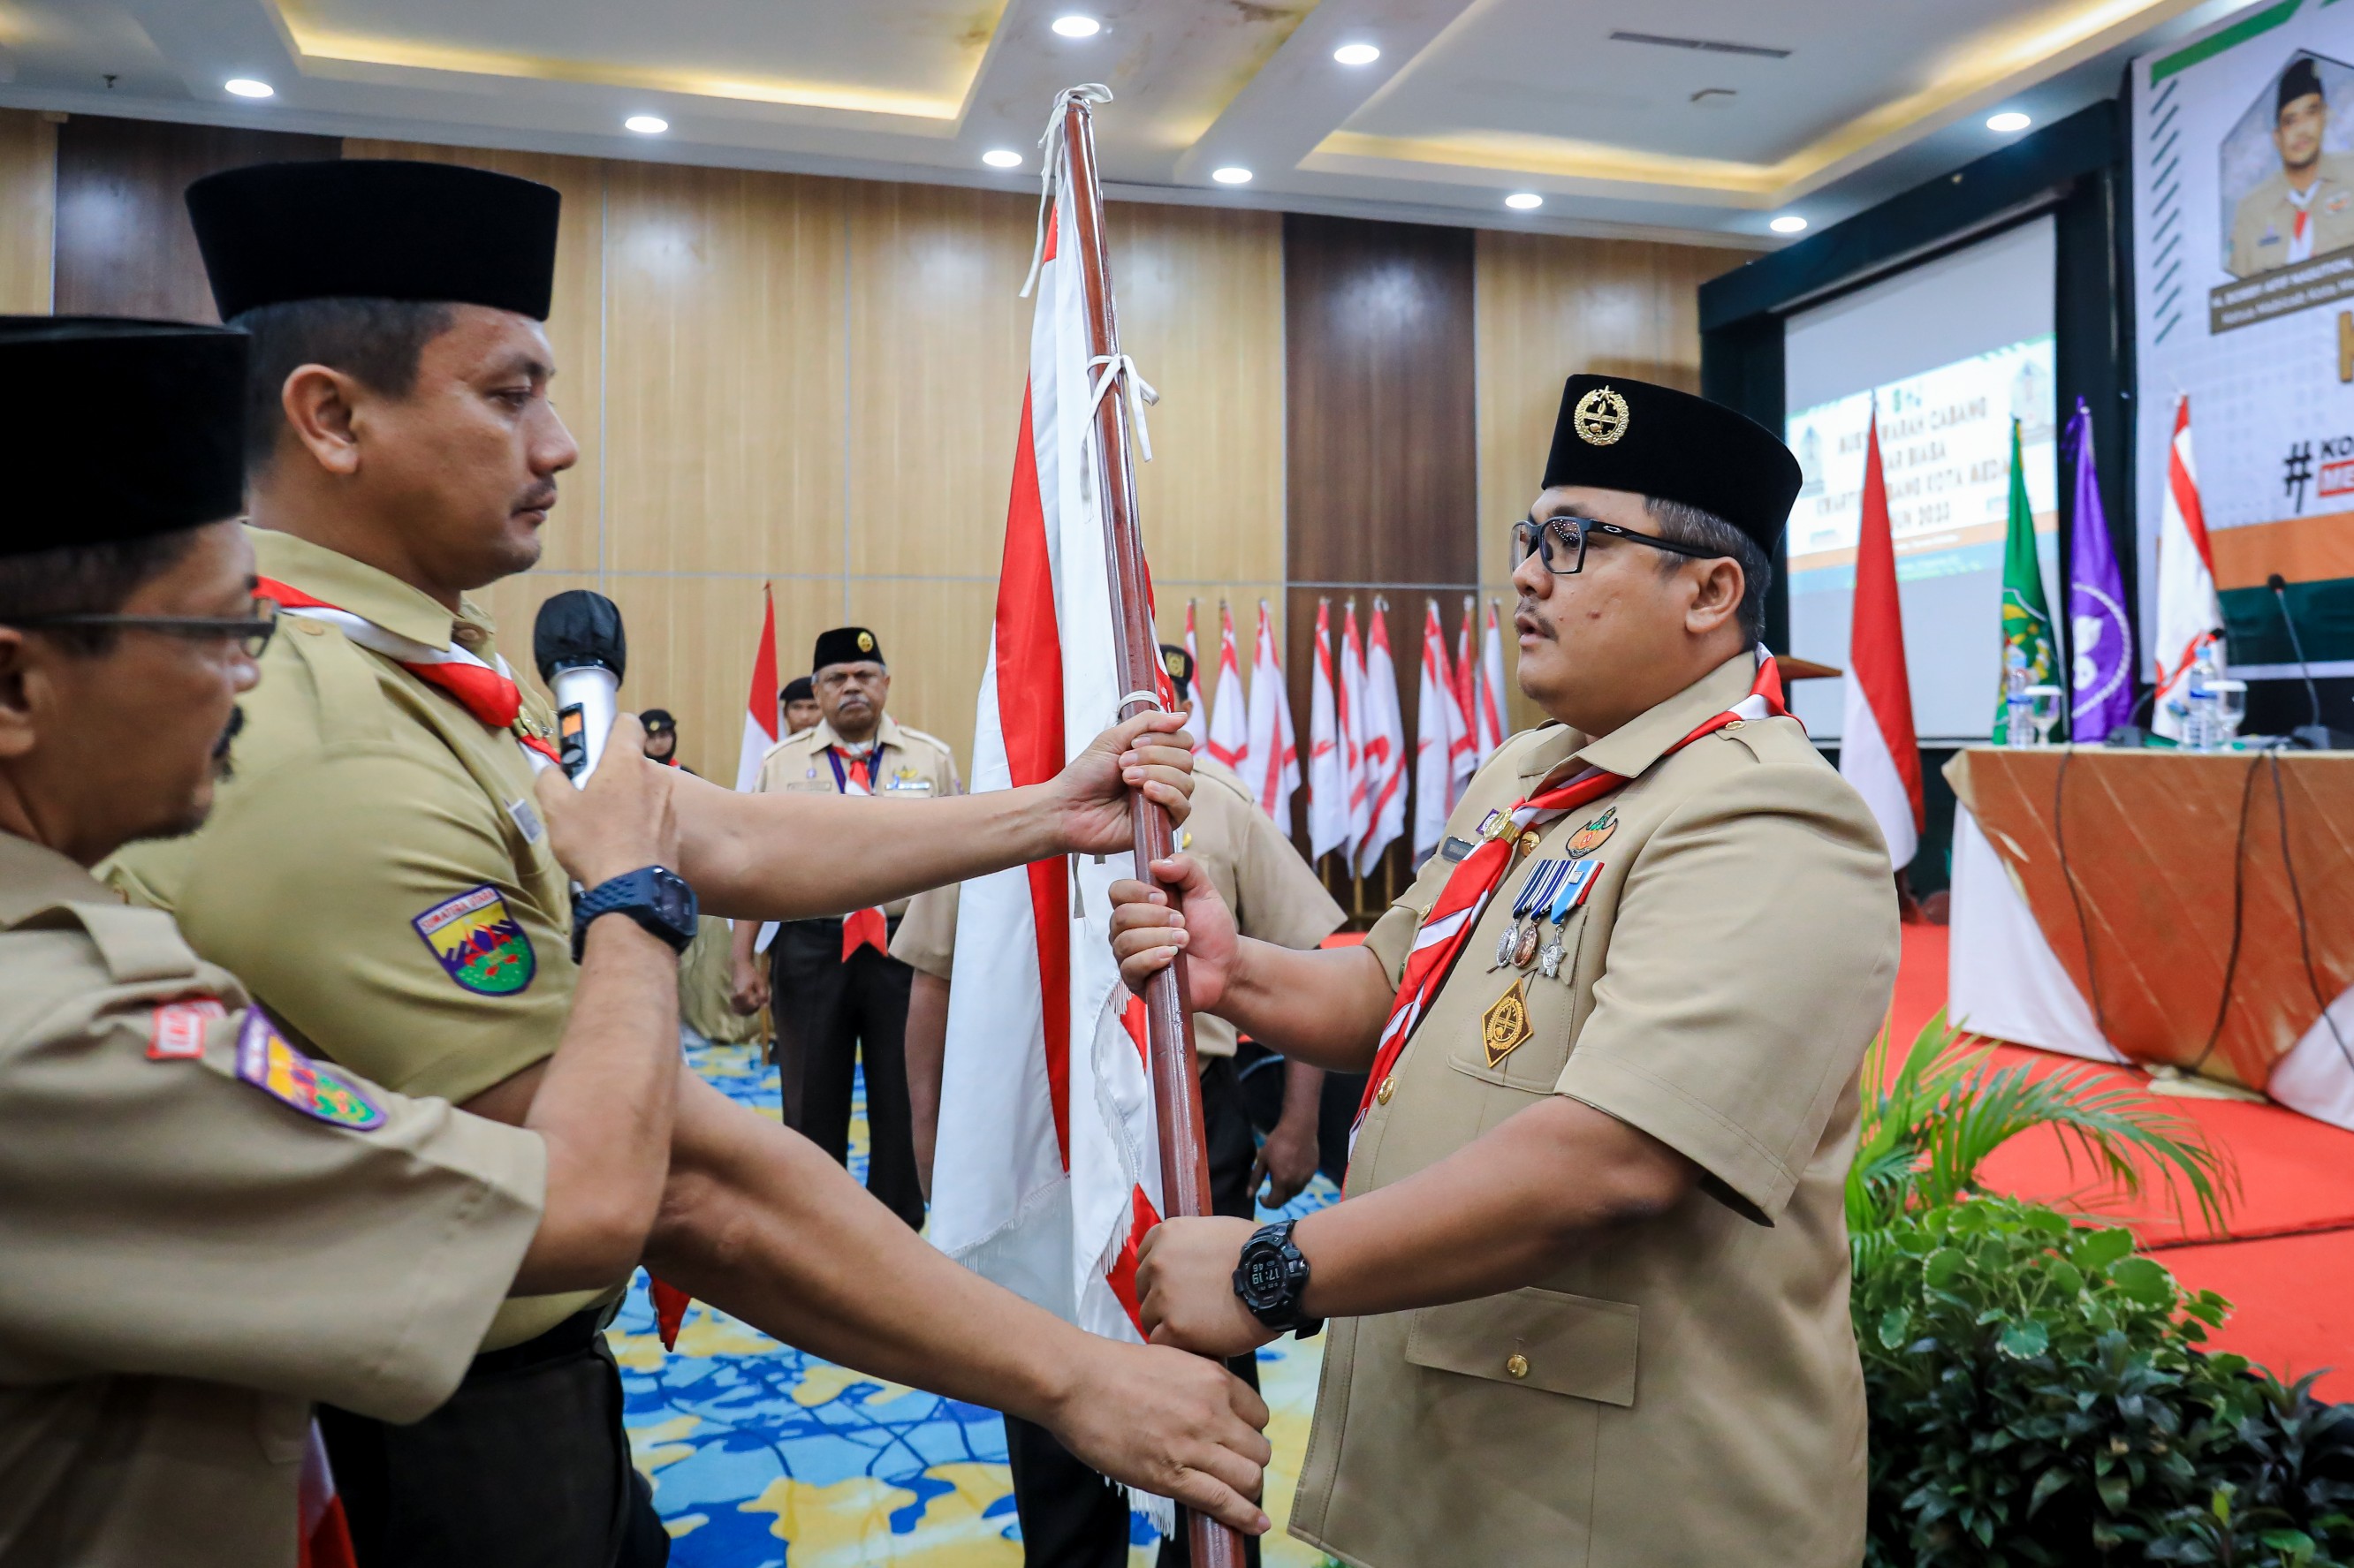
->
<box><xmin>1306</xmin><ymin>600</ymin><xmax>1348</xmax><ymax>860</ymax></box>
<box><xmin>1474</xmin><ymin>597</ymin><xmax>1507</xmax><ymax>763</ymax></box>
<box><xmin>1994</xmin><ymin>417</ymin><xmax>2059</xmax><ymax>738</ymax></box>
<box><xmin>1357</xmin><ymin>599</ymin><xmax>1406</xmax><ymax>876</ymax></box>
<box><xmin>1340</xmin><ymin>599</ymin><xmax>1371</xmax><ymax>865</ymax></box>
<box><xmin>734</xmin><ymin>584</ymin><xmax>780</xmax><ymax>792</ymax></box>
<box><xmin>1449</xmin><ymin>598</ymin><xmax>1477</xmax><ymax>806</ymax></box>
<box><xmin>1412</xmin><ymin>600</ymin><xmax>1460</xmax><ymax>863</ymax></box>
<box><xmin>2153</xmin><ymin>396</ymin><xmax>2223</xmax><ymax>741</ymax></box>
<box><xmin>1206</xmin><ymin>601</ymin><xmax>1249</xmax><ymax>772</ymax></box>
<box><xmin>1245</xmin><ymin>599</ymin><xmax>1300</xmax><ymax>823</ymax></box>
<box><xmin>1840</xmin><ymin>405</ymin><xmax>1925</xmax><ymax>870</ymax></box>
<box><xmin>2064</xmin><ymin>399</ymin><xmax>2135</xmax><ymax>742</ymax></box>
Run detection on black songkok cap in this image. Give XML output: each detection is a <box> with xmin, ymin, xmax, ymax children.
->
<box><xmin>2281</xmin><ymin>56</ymin><xmax>2326</xmax><ymax>116</ymax></box>
<box><xmin>640</xmin><ymin>708</ymin><xmax>677</xmax><ymax>734</ymax></box>
<box><xmin>812</xmin><ymin>627</ymin><xmax>882</xmax><ymax>671</ymax></box>
<box><xmin>186</xmin><ymin>160</ymin><xmax>562</xmax><ymax>322</ymax></box>
<box><xmin>0</xmin><ymin>317</ymin><xmax>247</xmax><ymax>557</ymax></box>
<box><xmin>1158</xmin><ymin>642</ymin><xmax>1194</xmax><ymax>701</ymax></box>
<box><xmin>781</xmin><ymin>676</ymin><xmax>816</xmax><ymax>703</ymax></box>
<box><xmin>1540</xmin><ymin>374</ymin><xmax>1802</xmax><ymax>553</ymax></box>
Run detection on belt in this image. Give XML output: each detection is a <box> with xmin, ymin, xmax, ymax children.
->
<box><xmin>462</xmin><ymin>1304</ymin><xmax>609</xmax><ymax>1383</ymax></box>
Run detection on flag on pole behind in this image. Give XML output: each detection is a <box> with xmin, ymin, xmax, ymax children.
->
<box><xmin>1357</xmin><ymin>598</ymin><xmax>1406</xmax><ymax>876</ymax></box>
<box><xmin>1206</xmin><ymin>602</ymin><xmax>1249</xmax><ymax>773</ymax></box>
<box><xmin>1412</xmin><ymin>600</ymin><xmax>1460</xmax><ymax>862</ymax></box>
<box><xmin>1340</xmin><ymin>599</ymin><xmax>1371</xmax><ymax>864</ymax></box>
<box><xmin>1245</xmin><ymin>599</ymin><xmax>1299</xmax><ymax>823</ymax></box>
<box><xmin>1306</xmin><ymin>600</ymin><xmax>1348</xmax><ymax>859</ymax></box>
<box><xmin>1475</xmin><ymin>598</ymin><xmax>1507</xmax><ymax>763</ymax></box>
<box><xmin>2153</xmin><ymin>397</ymin><xmax>2223</xmax><ymax>741</ymax></box>
<box><xmin>2064</xmin><ymin>399</ymin><xmax>2134</xmax><ymax>742</ymax></box>
<box><xmin>1448</xmin><ymin>599</ymin><xmax>1477</xmax><ymax>805</ymax></box>
<box><xmin>1840</xmin><ymin>407</ymin><xmax>1924</xmax><ymax>870</ymax></box>
<box><xmin>734</xmin><ymin>584</ymin><xmax>780</xmax><ymax>792</ymax></box>
<box><xmin>1993</xmin><ymin>418</ymin><xmax>2060</xmax><ymax>737</ymax></box>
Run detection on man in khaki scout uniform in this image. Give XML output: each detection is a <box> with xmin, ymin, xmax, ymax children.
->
<box><xmin>0</xmin><ymin>318</ymin><xmax>695</xmax><ymax>1567</ymax></box>
<box><xmin>782</xmin><ymin>673</ymin><xmax>822</xmax><ymax>736</ymax></box>
<box><xmin>2230</xmin><ymin>56</ymin><xmax>2354</xmax><ymax>276</ymax></box>
<box><xmin>108</xmin><ymin>159</ymin><xmax>1273</xmax><ymax>1566</ymax></box>
<box><xmin>726</xmin><ymin>626</ymin><xmax>959</xmax><ymax>1228</ymax></box>
<box><xmin>1110</xmin><ymin>375</ymin><xmax>1900</xmax><ymax>1567</ymax></box>
<box><xmin>892</xmin><ymin>642</ymin><xmax>1342</xmax><ymax>1568</ymax></box>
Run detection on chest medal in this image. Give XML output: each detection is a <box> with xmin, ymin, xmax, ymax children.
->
<box><xmin>1482</xmin><ymin>978</ymin><xmax>1534</xmax><ymax>1069</ymax></box>
<box><xmin>1538</xmin><ymin>858</ymin><xmax>1605</xmax><ymax>981</ymax></box>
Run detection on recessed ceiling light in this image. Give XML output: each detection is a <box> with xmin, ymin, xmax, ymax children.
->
<box><xmin>983</xmin><ymin>148</ymin><xmax>1023</xmax><ymax>169</ymax></box>
<box><xmin>1986</xmin><ymin>110</ymin><xmax>2031</xmax><ymax>133</ymax></box>
<box><xmin>1769</xmin><ymin>214</ymin><xmax>1808</xmax><ymax>234</ymax></box>
<box><xmin>1505</xmin><ymin>193</ymin><xmax>1544</xmax><ymax>210</ymax></box>
<box><xmin>224</xmin><ymin>78</ymin><xmax>273</xmax><ymax>99</ymax></box>
<box><xmin>625</xmin><ymin>114</ymin><xmax>668</xmax><ymax>134</ymax></box>
<box><xmin>1052</xmin><ymin>14</ymin><xmax>1101</xmax><ymax>37</ymax></box>
<box><xmin>1211</xmin><ymin>166</ymin><xmax>1253</xmax><ymax>185</ymax></box>
<box><xmin>1333</xmin><ymin>42</ymin><xmax>1380</xmax><ymax>65</ymax></box>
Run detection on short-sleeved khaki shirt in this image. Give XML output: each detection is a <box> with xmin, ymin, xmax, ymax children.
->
<box><xmin>0</xmin><ymin>834</ymin><xmax>543</xmax><ymax>1568</ymax></box>
<box><xmin>753</xmin><ymin>715</ymin><xmax>961</xmax><ymax>920</ymax></box>
<box><xmin>105</xmin><ymin>527</ymin><xmax>604</xmax><ymax>1351</ymax></box>
<box><xmin>889</xmin><ymin>756</ymin><xmax>1341</xmax><ymax>1057</ymax></box>
<box><xmin>1289</xmin><ymin>652</ymin><xmax>1898</xmax><ymax>1568</ymax></box>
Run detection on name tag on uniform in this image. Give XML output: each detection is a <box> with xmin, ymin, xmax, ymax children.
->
<box><xmin>507</xmin><ymin>798</ymin><xmax>544</xmax><ymax>845</ymax></box>
<box><xmin>1440</xmin><ymin>836</ymin><xmax>1476</xmax><ymax>862</ymax></box>
<box><xmin>883</xmin><ymin>771</ymin><xmax>933</xmax><ymax>796</ymax></box>
<box><xmin>148</xmin><ymin>997</ymin><xmax>225</xmax><ymax>1060</ymax></box>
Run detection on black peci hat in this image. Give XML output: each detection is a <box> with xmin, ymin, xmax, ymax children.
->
<box><xmin>2281</xmin><ymin>56</ymin><xmax>2326</xmax><ymax>116</ymax></box>
<box><xmin>1158</xmin><ymin>642</ymin><xmax>1194</xmax><ymax>701</ymax></box>
<box><xmin>640</xmin><ymin>708</ymin><xmax>677</xmax><ymax>734</ymax></box>
<box><xmin>812</xmin><ymin>627</ymin><xmax>883</xmax><ymax>671</ymax></box>
<box><xmin>186</xmin><ymin>161</ymin><xmax>562</xmax><ymax>322</ymax></box>
<box><xmin>2</xmin><ymin>317</ymin><xmax>247</xmax><ymax>557</ymax></box>
<box><xmin>781</xmin><ymin>675</ymin><xmax>815</xmax><ymax>703</ymax></box>
<box><xmin>1540</xmin><ymin>375</ymin><xmax>1802</xmax><ymax>553</ymax></box>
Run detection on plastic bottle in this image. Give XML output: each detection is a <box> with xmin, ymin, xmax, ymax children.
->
<box><xmin>2183</xmin><ymin>645</ymin><xmax>2220</xmax><ymax>752</ymax></box>
<box><xmin>2003</xmin><ymin>656</ymin><xmax>2031</xmax><ymax>747</ymax></box>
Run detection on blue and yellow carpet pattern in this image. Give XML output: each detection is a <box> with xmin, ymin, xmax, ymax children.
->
<box><xmin>608</xmin><ymin>1036</ymin><xmax>1335</xmax><ymax>1565</ymax></box>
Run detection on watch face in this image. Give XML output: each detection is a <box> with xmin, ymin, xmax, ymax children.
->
<box><xmin>652</xmin><ymin>874</ymin><xmax>694</xmax><ymax>927</ymax></box>
<box><xmin>1242</xmin><ymin>1246</ymin><xmax>1287</xmax><ymax>1308</ymax></box>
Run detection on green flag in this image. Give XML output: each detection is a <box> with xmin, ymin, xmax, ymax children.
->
<box><xmin>1995</xmin><ymin>417</ymin><xmax>2059</xmax><ymax>736</ymax></box>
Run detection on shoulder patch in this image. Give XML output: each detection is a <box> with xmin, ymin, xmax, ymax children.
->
<box><xmin>148</xmin><ymin>997</ymin><xmax>226</xmax><ymax>1060</ymax></box>
<box><xmin>236</xmin><ymin>1008</ymin><xmax>386</xmax><ymax>1130</ymax></box>
<box><xmin>412</xmin><ymin>884</ymin><xmax>536</xmax><ymax>995</ymax></box>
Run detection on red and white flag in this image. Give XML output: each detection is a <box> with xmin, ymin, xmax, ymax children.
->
<box><xmin>1245</xmin><ymin>599</ymin><xmax>1299</xmax><ymax>823</ymax></box>
<box><xmin>1339</xmin><ymin>600</ymin><xmax>1370</xmax><ymax>863</ymax></box>
<box><xmin>1839</xmin><ymin>407</ymin><xmax>1924</xmax><ymax>869</ymax></box>
<box><xmin>2153</xmin><ymin>396</ymin><xmax>2223</xmax><ymax>741</ymax></box>
<box><xmin>734</xmin><ymin>583</ymin><xmax>781</xmax><ymax>792</ymax></box>
<box><xmin>1449</xmin><ymin>600</ymin><xmax>1478</xmax><ymax>805</ymax></box>
<box><xmin>298</xmin><ymin>1423</ymin><xmax>356</xmax><ymax>1568</ymax></box>
<box><xmin>1179</xmin><ymin>599</ymin><xmax>1202</xmax><ymax>747</ymax></box>
<box><xmin>1306</xmin><ymin>600</ymin><xmax>1348</xmax><ymax>860</ymax></box>
<box><xmin>930</xmin><ymin>146</ymin><xmax>1172</xmax><ymax>1512</ymax></box>
<box><xmin>1205</xmin><ymin>602</ymin><xmax>1249</xmax><ymax>773</ymax></box>
<box><xmin>1412</xmin><ymin>600</ymin><xmax>1461</xmax><ymax>861</ymax></box>
<box><xmin>1356</xmin><ymin>598</ymin><xmax>1407</xmax><ymax>875</ymax></box>
<box><xmin>1474</xmin><ymin>598</ymin><xmax>1507</xmax><ymax>763</ymax></box>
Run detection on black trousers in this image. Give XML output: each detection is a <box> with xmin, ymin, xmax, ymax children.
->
<box><xmin>318</xmin><ymin>1307</ymin><xmax>670</xmax><ymax>1568</ymax></box>
<box><xmin>770</xmin><ymin>916</ymin><xmax>924</xmax><ymax>1230</ymax></box>
<box><xmin>1002</xmin><ymin>1056</ymin><xmax>1264</xmax><ymax>1568</ymax></box>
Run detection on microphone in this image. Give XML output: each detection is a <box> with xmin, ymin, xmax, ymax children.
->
<box><xmin>2267</xmin><ymin>573</ymin><xmax>2353</xmax><ymax>751</ymax></box>
<box><xmin>534</xmin><ymin>591</ymin><xmax>628</xmax><ymax>781</ymax></box>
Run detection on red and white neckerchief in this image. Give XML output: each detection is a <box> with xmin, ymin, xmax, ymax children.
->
<box><xmin>825</xmin><ymin>743</ymin><xmax>892</xmax><ymax>961</ymax></box>
<box><xmin>258</xmin><ymin>578</ymin><xmax>561</xmax><ymax>769</ymax></box>
<box><xmin>2289</xmin><ymin>185</ymin><xmax>2317</xmax><ymax>263</ymax></box>
<box><xmin>1352</xmin><ymin>650</ymin><xmax>1789</xmax><ymax>1148</ymax></box>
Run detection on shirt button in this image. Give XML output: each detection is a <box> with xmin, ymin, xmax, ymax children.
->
<box><xmin>1723</xmin><ymin>717</ymin><xmax>1746</xmax><ymax>731</ymax></box>
<box><xmin>1375</xmin><ymin>1076</ymin><xmax>1396</xmax><ymax>1105</ymax></box>
<box><xmin>1506</xmin><ymin>1353</ymin><xmax>1530</xmax><ymax>1379</ymax></box>
<box><xmin>296</xmin><ymin>619</ymin><xmax>325</xmax><ymax>637</ymax></box>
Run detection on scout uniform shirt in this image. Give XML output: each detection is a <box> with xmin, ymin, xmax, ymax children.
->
<box><xmin>2229</xmin><ymin>152</ymin><xmax>2354</xmax><ymax>276</ymax></box>
<box><xmin>104</xmin><ymin>527</ymin><xmax>604</xmax><ymax>1352</ymax></box>
<box><xmin>0</xmin><ymin>833</ymin><xmax>543</xmax><ymax>1568</ymax></box>
<box><xmin>889</xmin><ymin>756</ymin><xmax>1344</xmax><ymax>1057</ymax></box>
<box><xmin>753</xmin><ymin>713</ymin><xmax>961</xmax><ymax>919</ymax></box>
<box><xmin>1288</xmin><ymin>652</ymin><xmax>1899</xmax><ymax>1568</ymax></box>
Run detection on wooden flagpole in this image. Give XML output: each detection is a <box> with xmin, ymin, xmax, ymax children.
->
<box><xmin>1056</xmin><ymin>92</ymin><xmax>1247</xmax><ymax>1568</ymax></box>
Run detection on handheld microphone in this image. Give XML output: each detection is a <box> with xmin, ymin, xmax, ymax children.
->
<box><xmin>534</xmin><ymin>591</ymin><xmax>628</xmax><ymax>782</ymax></box>
<box><xmin>2266</xmin><ymin>573</ymin><xmax>2353</xmax><ymax>750</ymax></box>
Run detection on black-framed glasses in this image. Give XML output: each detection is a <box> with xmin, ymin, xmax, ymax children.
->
<box><xmin>1510</xmin><ymin>516</ymin><xmax>1725</xmax><ymax>577</ymax></box>
<box><xmin>11</xmin><ymin>595</ymin><xmax>278</xmax><ymax>658</ymax></box>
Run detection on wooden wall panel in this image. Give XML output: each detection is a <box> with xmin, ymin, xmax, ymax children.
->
<box><xmin>1474</xmin><ymin>229</ymin><xmax>1747</xmax><ymax>731</ymax></box>
<box><xmin>54</xmin><ymin>116</ymin><xmax>338</xmax><ymax>321</ymax></box>
<box><xmin>604</xmin><ymin>163</ymin><xmax>848</xmax><ymax>579</ymax></box>
<box><xmin>0</xmin><ymin>112</ymin><xmax>56</xmax><ymax>313</ymax></box>
<box><xmin>845</xmin><ymin>578</ymin><xmax>1000</xmax><ymax>763</ymax></box>
<box><xmin>345</xmin><ymin>140</ymin><xmax>609</xmax><ymax>576</ymax></box>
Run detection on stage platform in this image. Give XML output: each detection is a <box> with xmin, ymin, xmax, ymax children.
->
<box><xmin>1895</xmin><ymin>925</ymin><xmax>2354</xmax><ymax>1399</ymax></box>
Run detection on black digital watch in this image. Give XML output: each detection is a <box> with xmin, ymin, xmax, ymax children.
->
<box><xmin>1232</xmin><ymin>1218</ymin><xmax>1322</xmax><ymax>1338</ymax></box>
<box><xmin>572</xmin><ymin>866</ymin><xmax>699</xmax><ymax>961</ymax></box>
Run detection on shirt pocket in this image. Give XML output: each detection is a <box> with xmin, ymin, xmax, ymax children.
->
<box><xmin>1404</xmin><ymin>1285</ymin><xmax>1639</xmax><ymax>1406</ymax></box>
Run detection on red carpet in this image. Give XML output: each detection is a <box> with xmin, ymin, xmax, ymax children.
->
<box><xmin>1890</xmin><ymin>925</ymin><xmax>2354</xmax><ymax>1399</ymax></box>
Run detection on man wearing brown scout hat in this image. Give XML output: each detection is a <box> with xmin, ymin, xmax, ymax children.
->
<box><xmin>1111</xmin><ymin>375</ymin><xmax>1901</xmax><ymax>1565</ymax></box>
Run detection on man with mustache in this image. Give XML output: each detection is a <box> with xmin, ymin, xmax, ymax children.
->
<box><xmin>106</xmin><ymin>160</ymin><xmax>1269</xmax><ymax>1567</ymax></box>
<box><xmin>1108</xmin><ymin>376</ymin><xmax>1900</xmax><ymax>1566</ymax></box>
<box><xmin>0</xmin><ymin>317</ymin><xmax>692</xmax><ymax>1566</ymax></box>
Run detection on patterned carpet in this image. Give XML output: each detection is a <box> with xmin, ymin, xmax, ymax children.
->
<box><xmin>608</xmin><ymin>1035</ymin><xmax>1337</xmax><ymax>1566</ymax></box>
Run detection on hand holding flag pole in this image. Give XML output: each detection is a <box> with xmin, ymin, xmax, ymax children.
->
<box><xmin>1051</xmin><ymin>87</ymin><xmax>1246</xmax><ymax>1568</ymax></box>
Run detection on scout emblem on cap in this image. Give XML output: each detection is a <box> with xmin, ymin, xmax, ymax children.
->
<box><xmin>413</xmin><ymin>884</ymin><xmax>537</xmax><ymax>995</ymax></box>
<box><xmin>1483</xmin><ymin>978</ymin><xmax>1534</xmax><ymax>1069</ymax></box>
<box><xmin>857</xmin><ymin>631</ymin><xmax>875</xmax><ymax>653</ymax></box>
<box><xmin>1572</xmin><ymin>385</ymin><xmax>1630</xmax><ymax>446</ymax></box>
<box><xmin>1566</xmin><ymin>806</ymin><xmax>1619</xmax><ymax>857</ymax></box>
<box><xmin>236</xmin><ymin>1008</ymin><xmax>386</xmax><ymax>1130</ymax></box>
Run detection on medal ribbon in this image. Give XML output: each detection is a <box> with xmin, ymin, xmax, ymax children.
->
<box><xmin>258</xmin><ymin>579</ymin><xmax>562</xmax><ymax>769</ymax></box>
<box><xmin>827</xmin><ymin>746</ymin><xmax>892</xmax><ymax>961</ymax></box>
<box><xmin>1352</xmin><ymin>650</ymin><xmax>1788</xmax><ymax>1144</ymax></box>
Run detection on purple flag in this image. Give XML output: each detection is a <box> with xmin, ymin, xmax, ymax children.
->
<box><xmin>2065</xmin><ymin>398</ymin><xmax>2135</xmax><ymax>741</ymax></box>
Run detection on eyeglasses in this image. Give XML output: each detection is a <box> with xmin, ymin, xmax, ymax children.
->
<box><xmin>1510</xmin><ymin>516</ymin><xmax>1725</xmax><ymax>576</ymax></box>
<box><xmin>11</xmin><ymin>596</ymin><xmax>279</xmax><ymax>659</ymax></box>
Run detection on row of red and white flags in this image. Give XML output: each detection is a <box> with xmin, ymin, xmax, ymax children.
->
<box><xmin>1181</xmin><ymin>595</ymin><xmax>1507</xmax><ymax>871</ymax></box>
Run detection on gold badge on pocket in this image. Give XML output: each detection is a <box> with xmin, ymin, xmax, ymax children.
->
<box><xmin>1482</xmin><ymin>978</ymin><xmax>1533</xmax><ymax>1069</ymax></box>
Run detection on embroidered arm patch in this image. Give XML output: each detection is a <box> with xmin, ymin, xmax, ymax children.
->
<box><xmin>236</xmin><ymin>1008</ymin><xmax>387</xmax><ymax>1131</ymax></box>
<box><xmin>412</xmin><ymin>884</ymin><xmax>537</xmax><ymax>996</ymax></box>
